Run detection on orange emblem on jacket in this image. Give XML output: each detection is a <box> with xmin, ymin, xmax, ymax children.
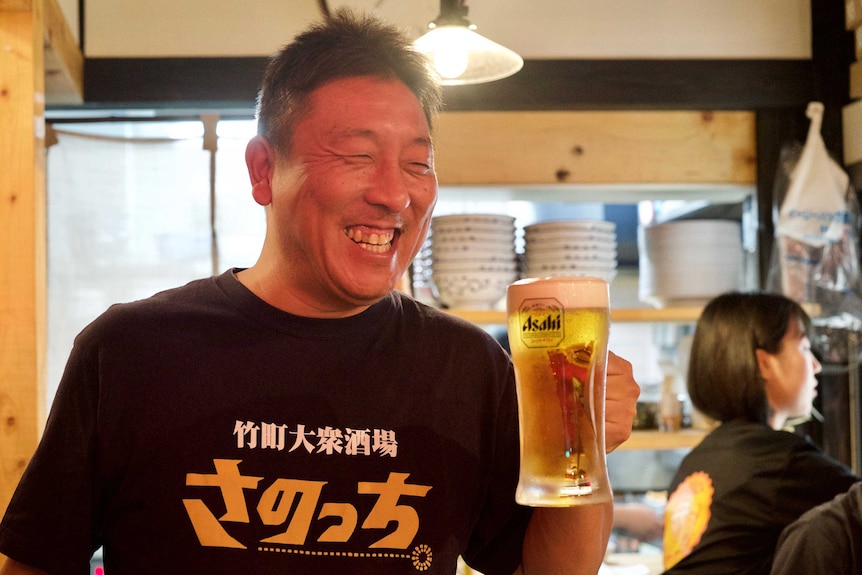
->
<box><xmin>662</xmin><ymin>471</ymin><xmax>714</xmax><ymax>569</ymax></box>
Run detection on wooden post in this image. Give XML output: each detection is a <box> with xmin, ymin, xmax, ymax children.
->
<box><xmin>0</xmin><ymin>0</ymin><xmax>47</xmax><ymax>536</ymax></box>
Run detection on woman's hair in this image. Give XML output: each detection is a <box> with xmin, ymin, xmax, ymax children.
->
<box><xmin>255</xmin><ymin>9</ymin><xmax>443</xmax><ymax>153</ymax></box>
<box><xmin>687</xmin><ymin>291</ymin><xmax>812</xmax><ymax>424</ymax></box>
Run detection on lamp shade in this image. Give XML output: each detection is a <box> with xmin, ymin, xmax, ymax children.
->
<box><xmin>413</xmin><ymin>25</ymin><xmax>524</xmax><ymax>85</ymax></box>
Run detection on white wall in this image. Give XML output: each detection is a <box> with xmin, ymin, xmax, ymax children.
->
<box><xmin>82</xmin><ymin>0</ymin><xmax>811</xmax><ymax>59</ymax></box>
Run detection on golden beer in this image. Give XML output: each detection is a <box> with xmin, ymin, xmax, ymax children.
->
<box><xmin>507</xmin><ymin>277</ymin><xmax>612</xmax><ymax>507</ymax></box>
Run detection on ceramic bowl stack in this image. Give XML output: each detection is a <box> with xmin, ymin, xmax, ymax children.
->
<box><xmin>422</xmin><ymin>214</ymin><xmax>519</xmax><ymax>309</ymax></box>
<box><xmin>638</xmin><ymin>219</ymin><xmax>743</xmax><ymax>308</ymax></box>
<box><xmin>521</xmin><ymin>220</ymin><xmax>618</xmax><ymax>282</ymax></box>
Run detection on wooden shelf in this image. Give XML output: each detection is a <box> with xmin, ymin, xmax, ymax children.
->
<box><xmin>613</xmin><ymin>307</ymin><xmax>703</xmax><ymax>323</ymax></box>
<box><xmin>617</xmin><ymin>429</ymin><xmax>708</xmax><ymax>451</ymax></box>
<box><xmin>444</xmin><ymin>307</ymin><xmax>703</xmax><ymax>325</ymax></box>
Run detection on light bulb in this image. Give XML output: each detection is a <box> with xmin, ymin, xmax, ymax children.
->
<box><xmin>433</xmin><ymin>46</ymin><xmax>469</xmax><ymax>79</ymax></box>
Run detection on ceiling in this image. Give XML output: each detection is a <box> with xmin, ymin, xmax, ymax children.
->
<box><xmin>76</xmin><ymin>0</ymin><xmax>811</xmax><ymax>60</ymax></box>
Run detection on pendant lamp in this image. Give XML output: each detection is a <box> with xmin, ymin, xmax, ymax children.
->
<box><xmin>413</xmin><ymin>0</ymin><xmax>523</xmax><ymax>85</ymax></box>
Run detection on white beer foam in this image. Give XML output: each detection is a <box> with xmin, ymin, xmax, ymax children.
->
<box><xmin>509</xmin><ymin>276</ymin><xmax>609</xmax><ymax>307</ymax></box>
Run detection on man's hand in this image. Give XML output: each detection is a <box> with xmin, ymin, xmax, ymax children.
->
<box><xmin>613</xmin><ymin>502</ymin><xmax>664</xmax><ymax>541</ymax></box>
<box><xmin>606</xmin><ymin>351</ymin><xmax>639</xmax><ymax>452</ymax></box>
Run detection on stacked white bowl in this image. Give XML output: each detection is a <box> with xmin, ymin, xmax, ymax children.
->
<box><xmin>522</xmin><ymin>220</ymin><xmax>618</xmax><ymax>282</ymax></box>
<box><xmin>638</xmin><ymin>219</ymin><xmax>743</xmax><ymax>308</ymax></box>
<box><xmin>421</xmin><ymin>214</ymin><xmax>519</xmax><ymax>309</ymax></box>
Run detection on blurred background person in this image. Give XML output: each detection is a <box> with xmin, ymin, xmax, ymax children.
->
<box><xmin>770</xmin><ymin>479</ymin><xmax>862</xmax><ymax>574</ymax></box>
<box><xmin>661</xmin><ymin>292</ymin><xmax>859</xmax><ymax>575</ymax></box>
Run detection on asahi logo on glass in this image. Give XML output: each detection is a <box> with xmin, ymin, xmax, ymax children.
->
<box><xmin>518</xmin><ymin>298</ymin><xmax>564</xmax><ymax>347</ymax></box>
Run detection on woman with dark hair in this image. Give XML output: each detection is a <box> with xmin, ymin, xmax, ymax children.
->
<box><xmin>661</xmin><ymin>292</ymin><xmax>859</xmax><ymax>575</ymax></box>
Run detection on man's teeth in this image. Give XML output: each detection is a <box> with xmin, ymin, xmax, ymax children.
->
<box><xmin>345</xmin><ymin>228</ymin><xmax>394</xmax><ymax>252</ymax></box>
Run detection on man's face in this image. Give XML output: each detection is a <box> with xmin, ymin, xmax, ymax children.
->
<box><xmin>266</xmin><ymin>76</ymin><xmax>437</xmax><ymax>313</ymax></box>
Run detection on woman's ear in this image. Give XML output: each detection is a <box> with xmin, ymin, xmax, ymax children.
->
<box><xmin>755</xmin><ymin>348</ymin><xmax>775</xmax><ymax>383</ymax></box>
<box><xmin>246</xmin><ymin>135</ymin><xmax>275</xmax><ymax>206</ymax></box>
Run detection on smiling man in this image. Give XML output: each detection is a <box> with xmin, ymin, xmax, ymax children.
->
<box><xmin>0</xmin><ymin>10</ymin><xmax>638</xmax><ymax>575</ymax></box>
<box><xmin>239</xmin><ymin>75</ymin><xmax>437</xmax><ymax>316</ymax></box>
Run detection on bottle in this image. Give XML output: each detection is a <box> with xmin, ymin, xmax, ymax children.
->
<box><xmin>659</xmin><ymin>370</ymin><xmax>682</xmax><ymax>433</ymax></box>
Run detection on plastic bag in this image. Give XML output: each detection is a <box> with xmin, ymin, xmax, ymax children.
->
<box><xmin>766</xmin><ymin>102</ymin><xmax>862</xmax><ymax>363</ymax></box>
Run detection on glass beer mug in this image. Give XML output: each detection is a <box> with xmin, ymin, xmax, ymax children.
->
<box><xmin>506</xmin><ymin>276</ymin><xmax>613</xmax><ymax>507</ymax></box>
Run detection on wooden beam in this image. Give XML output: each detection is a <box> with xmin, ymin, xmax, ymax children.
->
<box><xmin>0</xmin><ymin>0</ymin><xmax>47</xmax><ymax>531</ymax></box>
<box><xmin>441</xmin><ymin>59</ymin><xmax>814</xmax><ymax>112</ymax></box>
<box><xmin>433</xmin><ymin>111</ymin><xmax>756</xmax><ymax>186</ymax></box>
<box><xmin>72</xmin><ymin>57</ymin><xmax>813</xmax><ymax>114</ymax></box>
<box><xmin>42</xmin><ymin>0</ymin><xmax>82</xmax><ymax>104</ymax></box>
<box><xmin>2</xmin><ymin>0</ymin><xmax>81</xmax><ymax>104</ymax></box>
<box><xmin>0</xmin><ymin>0</ymin><xmax>32</xmax><ymax>11</ymax></box>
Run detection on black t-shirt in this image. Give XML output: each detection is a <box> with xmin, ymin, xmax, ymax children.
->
<box><xmin>0</xmin><ymin>270</ymin><xmax>531</xmax><ymax>574</ymax></box>
<box><xmin>662</xmin><ymin>419</ymin><xmax>859</xmax><ymax>575</ymax></box>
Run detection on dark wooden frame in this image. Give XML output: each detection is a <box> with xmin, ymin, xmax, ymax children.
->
<box><xmin>75</xmin><ymin>57</ymin><xmax>813</xmax><ymax>113</ymax></box>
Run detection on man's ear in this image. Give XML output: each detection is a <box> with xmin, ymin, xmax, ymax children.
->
<box><xmin>246</xmin><ymin>135</ymin><xmax>275</xmax><ymax>206</ymax></box>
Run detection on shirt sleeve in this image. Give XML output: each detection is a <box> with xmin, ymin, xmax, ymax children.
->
<box><xmin>0</xmin><ymin>331</ymin><xmax>103</xmax><ymax>573</ymax></box>
<box><xmin>771</xmin><ymin>518</ymin><xmax>841</xmax><ymax>574</ymax></box>
<box><xmin>771</xmin><ymin>481</ymin><xmax>862</xmax><ymax>575</ymax></box>
<box><xmin>460</xmin><ymin>352</ymin><xmax>533</xmax><ymax>575</ymax></box>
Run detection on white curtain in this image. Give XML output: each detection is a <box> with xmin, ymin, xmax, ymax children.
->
<box><xmin>46</xmin><ymin>128</ymin><xmax>213</xmax><ymax>405</ymax></box>
<box><xmin>214</xmin><ymin>120</ymin><xmax>266</xmax><ymax>270</ymax></box>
